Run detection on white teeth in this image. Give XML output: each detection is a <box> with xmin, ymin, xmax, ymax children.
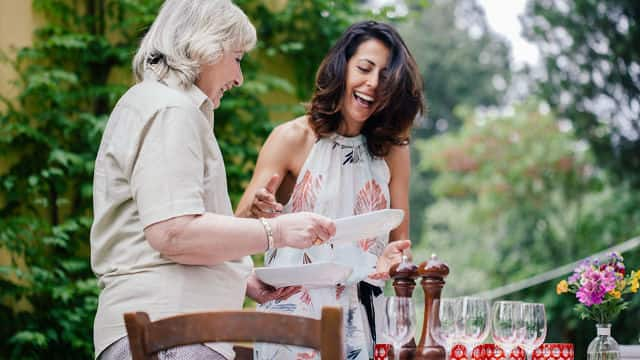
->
<box><xmin>355</xmin><ymin>91</ymin><xmax>374</xmax><ymax>102</ymax></box>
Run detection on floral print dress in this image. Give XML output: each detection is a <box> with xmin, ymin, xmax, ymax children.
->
<box><xmin>254</xmin><ymin>134</ymin><xmax>391</xmax><ymax>360</ymax></box>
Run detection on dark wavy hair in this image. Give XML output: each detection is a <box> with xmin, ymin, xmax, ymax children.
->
<box><xmin>307</xmin><ymin>21</ymin><xmax>425</xmax><ymax>157</ymax></box>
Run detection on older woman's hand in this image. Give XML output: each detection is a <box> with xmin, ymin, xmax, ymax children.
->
<box><xmin>246</xmin><ymin>272</ymin><xmax>300</xmax><ymax>304</ymax></box>
<box><xmin>250</xmin><ymin>174</ymin><xmax>283</xmax><ymax>218</ymax></box>
<box><xmin>369</xmin><ymin>240</ymin><xmax>412</xmax><ymax>279</ymax></box>
<box><xmin>270</xmin><ymin>212</ymin><xmax>336</xmax><ymax>249</ymax></box>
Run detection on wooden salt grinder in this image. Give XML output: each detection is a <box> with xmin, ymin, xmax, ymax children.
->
<box><xmin>415</xmin><ymin>254</ymin><xmax>449</xmax><ymax>360</ymax></box>
<box><xmin>389</xmin><ymin>254</ymin><xmax>418</xmax><ymax>298</ymax></box>
<box><xmin>389</xmin><ymin>254</ymin><xmax>419</xmax><ymax>359</ymax></box>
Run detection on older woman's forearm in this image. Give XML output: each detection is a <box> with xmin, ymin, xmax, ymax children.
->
<box><xmin>144</xmin><ymin>213</ymin><xmax>270</xmax><ymax>266</ymax></box>
<box><xmin>144</xmin><ymin>211</ymin><xmax>334</xmax><ymax>266</ymax></box>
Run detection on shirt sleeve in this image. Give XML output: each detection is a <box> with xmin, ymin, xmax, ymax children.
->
<box><xmin>130</xmin><ymin>106</ymin><xmax>208</xmax><ymax>227</ymax></box>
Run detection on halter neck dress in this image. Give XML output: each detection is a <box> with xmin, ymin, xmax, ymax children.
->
<box><xmin>255</xmin><ymin>133</ymin><xmax>391</xmax><ymax>360</ymax></box>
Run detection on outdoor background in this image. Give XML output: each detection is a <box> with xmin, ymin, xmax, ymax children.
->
<box><xmin>0</xmin><ymin>0</ymin><xmax>638</xmax><ymax>359</ymax></box>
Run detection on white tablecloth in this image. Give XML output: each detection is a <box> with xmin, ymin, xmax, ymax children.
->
<box><xmin>621</xmin><ymin>345</ymin><xmax>640</xmax><ymax>360</ymax></box>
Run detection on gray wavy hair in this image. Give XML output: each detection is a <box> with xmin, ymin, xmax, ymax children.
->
<box><xmin>133</xmin><ymin>0</ymin><xmax>256</xmax><ymax>88</ymax></box>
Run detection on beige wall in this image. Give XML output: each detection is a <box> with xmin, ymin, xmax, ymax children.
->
<box><xmin>0</xmin><ymin>1</ymin><xmax>35</xmax><ymax>266</ymax></box>
<box><xmin>0</xmin><ymin>0</ymin><xmax>36</xmax><ymax>104</ymax></box>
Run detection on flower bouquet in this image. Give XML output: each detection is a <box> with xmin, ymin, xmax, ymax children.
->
<box><xmin>556</xmin><ymin>252</ymin><xmax>639</xmax><ymax>359</ymax></box>
<box><xmin>556</xmin><ymin>252</ymin><xmax>639</xmax><ymax>323</ymax></box>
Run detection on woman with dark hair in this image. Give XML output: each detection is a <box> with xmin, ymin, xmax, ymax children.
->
<box><xmin>236</xmin><ymin>21</ymin><xmax>424</xmax><ymax>359</ymax></box>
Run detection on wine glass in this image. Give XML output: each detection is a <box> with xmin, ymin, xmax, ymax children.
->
<box><xmin>385</xmin><ymin>296</ymin><xmax>416</xmax><ymax>360</ymax></box>
<box><xmin>459</xmin><ymin>297</ymin><xmax>491</xmax><ymax>360</ymax></box>
<box><xmin>520</xmin><ymin>302</ymin><xmax>547</xmax><ymax>360</ymax></box>
<box><xmin>492</xmin><ymin>301</ymin><xmax>524</xmax><ymax>360</ymax></box>
<box><xmin>429</xmin><ymin>298</ymin><xmax>462</xmax><ymax>360</ymax></box>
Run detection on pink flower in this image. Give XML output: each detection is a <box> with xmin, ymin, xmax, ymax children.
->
<box><xmin>569</xmin><ymin>260</ymin><xmax>591</xmax><ymax>284</ymax></box>
<box><xmin>576</xmin><ymin>267</ymin><xmax>617</xmax><ymax>306</ymax></box>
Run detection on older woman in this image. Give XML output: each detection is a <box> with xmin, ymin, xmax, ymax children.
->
<box><xmin>91</xmin><ymin>1</ymin><xmax>335</xmax><ymax>359</ymax></box>
<box><xmin>236</xmin><ymin>21</ymin><xmax>424</xmax><ymax>359</ymax></box>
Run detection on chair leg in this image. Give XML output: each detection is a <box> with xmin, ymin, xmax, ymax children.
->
<box><xmin>320</xmin><ymin>307</ymin><xmax>344</xmax><ymax>360</ymax></box>
<box><xmin>124</xmin><ymin>312</ymin><xmax>154</xmax><ymax>360</ymax></box>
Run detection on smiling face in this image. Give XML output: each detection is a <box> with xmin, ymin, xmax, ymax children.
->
<box><xmin>195</xmin><ymin>50</ymin><xmax>245</xmax><ymax>108</ymax></box>
<box><xmin>339</xmin><ymin>38</ymin><xmax>391</xmax><ymax>136</ymax></box>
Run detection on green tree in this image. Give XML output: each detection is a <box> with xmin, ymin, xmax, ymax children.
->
<box><xmin>521</xmin><ymin>0</ymin><xmax>640</xmax><ymax>187</ymax></box>
<box><xmin>416</xmin><ymin>102</ymin><xmax>599</xmax><ymax>291</ymax></box>
<box><xmin>414</xmin><ymin>101</ymin><xmax>640</xmax><ymax>356</ymax></box>
<box><xmin>400</xmin><ymin>0</ymin><xmax>511</xmax><ymax>135</ymax></box>
<box><xmin>397</xmin><ymin>0</ymin><xmax>512</xmax><ymax>242</ymax></box>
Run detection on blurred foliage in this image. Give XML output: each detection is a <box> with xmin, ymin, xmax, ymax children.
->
<box><xmin>397</xmin><ymin>0</ymin><xmax>512</xmax><ymax>242</ymax></box>
<box><xmin>413</xmin><ymin>101</ymin><xmax>640</xmax><ymax>355</ymax></box>
<box><xmin>0</xmin><ymin>0</ymin><xmax>411</xmax><ymax>358</ymax></box>
<box><xmin>0</xmin><ymin>1</ymin><xmax>164</xmax><ymax>357</ymax></box>
<box><xmin>522</xmin><ymin>0</ymin><xmax>640</xmax><ymax>187</ymax></box>
<box><xmin>400</xmin><ymin>0</ymin><xmax>511</xmax><ymax>136</ymax></box>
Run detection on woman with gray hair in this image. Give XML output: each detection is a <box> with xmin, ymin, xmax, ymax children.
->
<box><xmin>91</xmin><ymin>1</ymin><xmax>335</xmax><ymax>359</ymax></box>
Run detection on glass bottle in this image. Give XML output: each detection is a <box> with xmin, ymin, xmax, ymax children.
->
<box><xmin>587</xmin><ymin>323</ymin><xmax>620</xmax><ymax>360</ymax></box>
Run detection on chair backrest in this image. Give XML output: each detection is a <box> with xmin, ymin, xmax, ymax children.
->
<box><xmin>124</xmin><ymin>306</ymin><xmax>343</xmax><ymax>360</ymax></box>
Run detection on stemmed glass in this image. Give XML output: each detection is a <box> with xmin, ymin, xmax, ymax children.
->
<box><xmin>429</xmin><ymin>298</ymin><xmax>462</xmax><ymax>360</ymax></box>
<box><xmin>459</xmin><ymin>297</ymin><xmax>491</xmax><ymax>360</ymax></box>
<box><xmin>385</xmin><ymin>296</ymin><xmax>416</xmax><ymax>360</ymax></box>
<box><xmin>492</xmin><ymin>301</ymin><xmax>524</xmax><ymax>360</ymax></box>
<box><xmin>520</xmin><ymin>303</ymin><xmax>547</xmax><ymax>360</ymax></box>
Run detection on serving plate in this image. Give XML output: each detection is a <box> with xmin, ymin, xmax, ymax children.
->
<box><xmin>330</xmin><ymin>209</ymin><xmax>404</xmax><ymax>245</ymax></box>
<box><xmin>255</xmin><ymin>262</ymin><xmax>353</xmax><ymax>288</ymax></box>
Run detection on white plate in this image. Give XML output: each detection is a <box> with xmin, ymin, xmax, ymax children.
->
<box><xmin>330</xmin><ymin>209</ymin><xmax>404</xmax><ymax>245</ymax></box>
<box><xmin>255</xmin><ymin>262</ymin><xmax>353</xmax><ymax>288</ymax></box>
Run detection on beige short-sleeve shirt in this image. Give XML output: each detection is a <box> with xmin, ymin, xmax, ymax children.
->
<box><xmin>91</xmin><ymin>71</ymin><xmax>252</xmax><ymax>359</ymax></box>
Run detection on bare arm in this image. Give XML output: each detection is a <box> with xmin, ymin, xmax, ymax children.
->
<box><xmin>386</xmin><ymin>144</ymin><xmax>411</xmax><ymax>241</ymax></box>
<box><xmin>144</xmin><ymin>211</ymin><xmax>335</xmax><ymax>266</ymax></box>
<box><xmin>236</xmin><ymin>120</ymin><xmax>311</xmax><ymax>218</ymax></box>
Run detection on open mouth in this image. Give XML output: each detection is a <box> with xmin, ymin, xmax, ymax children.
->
<box><xmin>353</xmin><ymin>91</ymin><xmax>374</xmax><ymax>107</ymax></box>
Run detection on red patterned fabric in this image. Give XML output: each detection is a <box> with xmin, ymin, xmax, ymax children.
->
<box><xmin>354</xmin><ymin>180</ymin><xmax>387</xmax><ymax>215</ymax></box>
<box><xmin>374</xmin><ymin>344</ymin><xmax>391</xmax><ymax>360</ymax></box>
<box><xmin>450</xmin><ymin>344</ymin><xmax>485</xmax><ymax>360</ymax></box>
<box><xmin>447</xmin><ymin>344</ymin><xmax>573</xmax><ymax>360</ymax></box>
<box><xmin>532</xmin><ymin>344</ymin><xmax>574</xmax><ymax>360</ymax></box>
<box><xmin>290</xmin><ymin>170</ymin><xmax>323</xmax><ymax>212</ymax></box>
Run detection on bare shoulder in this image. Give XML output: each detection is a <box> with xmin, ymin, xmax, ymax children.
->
<box><xmin>269</xmin><ymin>115</ymin><xmax>316</xmax><ymax>149</ymax></box>
<box><xmin>385</xmin><ymin>143</ymin><xmax>410</xmax><ymax>166</ymax></box>
<box><xmin>384</xmin><ymin>143</ymin><xmax>411</xmax><ymax>179</ymax></box>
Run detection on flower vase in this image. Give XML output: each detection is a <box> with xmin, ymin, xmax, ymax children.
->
<box><xmin>587</xmin><ymin>324</ymin><xmax>620</xmax><ymax>360</ymax></box>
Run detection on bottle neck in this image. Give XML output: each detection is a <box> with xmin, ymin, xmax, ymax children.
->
<box><xmin>596</xmin><ymin>324</ymin><xmax>611</xmax><ymax>336</ymax></box>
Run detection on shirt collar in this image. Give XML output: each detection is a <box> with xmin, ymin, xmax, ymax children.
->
<box><xmin>144</xmin><ymin>69</ymin><xmax>215</xmax><ymax>128</ymax></box>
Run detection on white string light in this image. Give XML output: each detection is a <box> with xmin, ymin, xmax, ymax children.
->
<box><xmin>469</xmin><ymin>236</ymin><xmax>640</xmax><ymax>300</ymax></box>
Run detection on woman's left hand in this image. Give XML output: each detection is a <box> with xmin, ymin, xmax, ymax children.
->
<box><xmin>246</xmin><ymin>272</ymin><xmax>301</xmax><ymax>304</ymax></box>
<box><xmin>373</xmin><ymin>239</ymin><xmax>411</xmax><ymax>276</ymax></box>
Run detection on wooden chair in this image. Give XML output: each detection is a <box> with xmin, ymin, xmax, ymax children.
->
<box><xmin>123</xmin><ymin>306</ymin><xmax>343</xmax><ymax>360</ymax></box>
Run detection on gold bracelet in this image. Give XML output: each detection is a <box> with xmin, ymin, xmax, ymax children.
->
<box><xmin>259</xmin><ymin>217</ymin><xmax>274</xmax><ymax>251</ymax></box>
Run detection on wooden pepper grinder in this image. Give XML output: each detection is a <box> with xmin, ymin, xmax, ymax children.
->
<box><xmin>415</xmin><ymin>254</ymin><xmax>449</xmax><ymax>360</ymax></box>
<box><xmin>389</xmin><ymin>252</ymin><xmax>418</xmax><ymax>298</ymax></box>
<box><xmin>389</xmin><ymin>253</ymin><xmax>419</xmax><ymax>359</ymax></box>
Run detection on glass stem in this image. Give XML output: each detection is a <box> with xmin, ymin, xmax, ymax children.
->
<box><xmin>394</xmin><ymin>343</ymin><xmax>400</xmax><ymax>360</ymax></box>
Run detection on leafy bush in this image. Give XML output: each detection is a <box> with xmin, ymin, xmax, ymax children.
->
<box><xmin>0</xmin><ymin>0</ymin><xmax>388</xmax><ymax>357</ymax></box>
